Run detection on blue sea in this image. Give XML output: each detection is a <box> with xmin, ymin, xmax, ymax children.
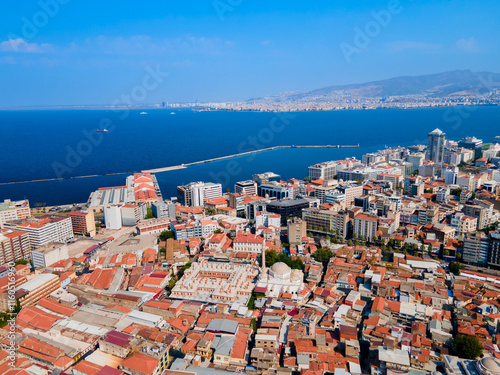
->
<box><xmin>0</xmin><ymin>106</ymin><xmax>499</xmax><ymax>206</ymax></box>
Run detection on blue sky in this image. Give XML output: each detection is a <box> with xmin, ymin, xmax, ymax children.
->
<box><xmin>1</xmin><ymin>1</ymin><xmax>499</xmax><ymax>107</ymax></box>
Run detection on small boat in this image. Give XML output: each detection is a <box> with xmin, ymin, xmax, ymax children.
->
<box><xmin>140</xmin><ymin>112</ymin><xmax>148</xmax><ymax>115</ymax></box>
<box><xmin>170</xmin><ymin>112</ymin><xmax>175</xmax><ymax>115</ymax></box>
<box><xmin>97</xmin><ymin>129</ymin><xmax>108</xmax><ymax>133</ymax></box>
<box><xmin>495</xmin><ymin>136</ymin><xmax>500</xmax><ymax>140</ymax></box>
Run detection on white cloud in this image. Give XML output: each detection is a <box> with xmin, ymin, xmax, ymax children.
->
<box><xmin>456</xmin><ymin>37</ymin><xmax>479</xmax><ymax>52</ymax></box>
<box><xmin>386</xmin><ymin>41</ymin><xmax>441</xmax><ymax>53</ymax></box>
<box><xmin>0</xmin><ymin>38</ymin><xmax>53</xmax><ymax>53</ymax></box>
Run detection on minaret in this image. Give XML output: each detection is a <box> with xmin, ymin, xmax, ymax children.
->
<box><xmin>262</xmin><ymin>245</ymin><xmax>266</xmax><ymax>271</ymax></box>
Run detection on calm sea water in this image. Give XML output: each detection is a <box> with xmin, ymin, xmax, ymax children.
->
<box><xmin>0</xmin><ymin>106</ymin><xmax>498</xmax><ymax>205</ymax></box>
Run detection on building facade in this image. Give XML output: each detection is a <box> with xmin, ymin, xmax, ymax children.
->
<box><xmin>67</xmin><ymin>211</ymin><xmax>96</xmax><ymax>237</ymax></box>
<box><xmin>0</xmin><ymin>229</ymin><xmax>31</xmax><ymax>265</ymax></box>
<box><xmin>426</xmin><ymin>128</ymin><xmax>446</xmax><ymax>163</ymax></box>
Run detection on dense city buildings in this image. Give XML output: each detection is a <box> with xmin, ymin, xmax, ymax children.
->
<box><xmin>1</xmin><ymin>129</ymin><xmax>500</xmax><ymax>375</ymax></box>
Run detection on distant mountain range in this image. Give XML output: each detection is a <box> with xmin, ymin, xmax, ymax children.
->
<box><xmin>247</xmin><ymin>70</ymin><xmax>500</xmax><ymax>103</ymax></box>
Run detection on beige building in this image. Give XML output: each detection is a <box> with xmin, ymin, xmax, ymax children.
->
<box><xmin>0</xmin><ymin>199</ymin><xmax>31</xmax><ymax>226</ymax></box>
<box><xmin>17</xmin><ymin>273</ymin><xmax>61</xmax><ymax>307</ymax></box>
<box><xmin>302</xmin><ymin>208</ymin><xmax>349</xmax><ymax>238</ymax></box>
<box><xmin>353</xmin><ymin>213</ymin><xmax>378</xmax><ymax>239</ymax></box>
<box><xmin>68</xmin><ymin>211</ymin><xmax>96</xmax><ymax>237</ymax></box>
<box><xmin>0</xmin><ymin>229</ymin><xmax>31</xmax><ymax>265</ymax></box>
<box><xmin>287</xmin><ymin>217</ymin><xmax>306</xmax><ymax>245</ymax></box>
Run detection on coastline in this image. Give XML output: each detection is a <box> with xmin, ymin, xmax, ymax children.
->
<box><xmin>0</xmin><ymin>103</ymin><xmax>496</xmax><ymax>112</ymax></box>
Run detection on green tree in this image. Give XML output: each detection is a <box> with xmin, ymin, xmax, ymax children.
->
<box><xmin>251</xmin><ymin>318</ymin><xmax>258</xmax><ymax>332</ymax></box>
<box><xmin>15</xmin><ymin>259</ymin><xmax>28</xmax><ymax>266</ymax></box>
<box><xmin>449</xmin><ymin>261</ymin><xmax>465</xmax><ymax>275</ymax></box>
<box><xmin>145</xmin><ymin>208</ymin><xmax>154</xmax><ymax>219</ymax></box>
<box><xmin>159</xmin><ymin>230</ymin><xmax>175</xmax><ymax>241</ymax></box>
<box><xmin>177</xmin><ymin>262</ymin><xmax>192</xmax><ymax>279</ymax></box>
<box><xmin>347</xmin><ymin>240</ymin><xmax>353</xmax><ymax>246</ymax></box>
<box><xmin>428</xmin><ymin>244</ymin><xmax>433</xmax><ymax>252</ymax></box>
<box><xmin>307</xmin><ymin>232</ymin><xmax>313</xmax><ymax>238</ymax></box>
<box><xmin>313</xmin><ymin>248</ymin><xmax>334</xmax><ymax>265</ymax></box>
<box><xmin>453</xmin><ymin>335</ymin><xmax>483</xmax><ymax>359</ymax></box>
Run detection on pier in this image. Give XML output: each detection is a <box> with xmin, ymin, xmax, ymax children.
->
<box><xmin>142</xmin><ymin>144</ymin><xmax>359</xmax><ymax>173</ymax></box>
<box><xmin>0</xmin><ymin>144</ymin><xmax>359</xmax><ymax>185</ymax></box>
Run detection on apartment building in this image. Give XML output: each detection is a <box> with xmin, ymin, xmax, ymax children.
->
<box><xmin>67</xmin><ymin>210</ymin><xmax>96</xmax><ymax>237</ymax></box>
<box><xmin>255</xmin><ymin>212</ymin><xmax>281</xmax><ymax>229</ymax></box>
<box><xmin>235</xmin><ymin>180</ymin><xmax>258</xmax><ymax>196</ymax></box>
<box><xmin>463</xmin><ymin>200</ymin><xmax>494</xmax><ymax>230</ymax></box>
<box><xmin>0</xmin><ymin>199</ymin><xmax>31</xmax><ymax>226</ymax></box>
<box><xmin>287</xmin><ymin>217</ymin><xmax>306</xmax><ymax>245</ymax></box>
<box><xmin>121</xmin><ymin>204</ymin><xmax>146</xmax><ymax>226</ymax></box>
<box><xmin>0</xmin><ymin>229</ymin><xmax>31</xmax><ymax>265</ymax></box>
<box><xmin>104</xmin><ymin>205</ymin><xmax>123</xmax><ymax>230</ymax></box>
<box><xmin>463</xmin><ymin>232</ymin><xmax>490</xmax><ymax>266</ymax></box>
<box><xmin>232</xmin><ymin>234</ymin><xmax>265</xmax><ymax>253</ymax></box>
<box><xmin>31</xmin><ymin>242</ymin><xmax>69</xmax><ymax>268</ymax></box>
<box><xmin>353</xmin><ymin>213</ymin><xmax>378</xmax><ymax>239</ymax></box>
<box><xmin>3</xmin><ymin>215</ymin><xmax>74</xmax><ymax>250</ymax></box>
<box><xmin>302</xmin><ymin>208</ymin><xmax>349</xmax><ymax>238</ymax></box>
<box><xmin>17</xmin><ymin>273</ymin><xmax>61</xmax><ymax>307</ymax></box>
<box><xmin>450</xmin><ymin>213</ymin><xmax>477</xmax><ymax>240</ymax></box>
<box><xmin>177</xmin><ymin>182</ymin><xmax>222</xmax><ymax>207</ymax></box>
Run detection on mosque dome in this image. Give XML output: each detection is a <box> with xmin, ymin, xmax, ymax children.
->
<box><xmin>477</xmin><ymin>357</ymin><xmax>500</xmax><ymax>375</ymax></box>
<box><xmin>270</xmin><ymin>262</ymin><xmax>291</xmax><ymax>276</ymax></box>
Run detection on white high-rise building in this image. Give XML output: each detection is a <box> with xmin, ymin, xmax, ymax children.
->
<box><xmin>3</xmin><ymin>215</ymin><xmax>74</xmax><ymax>250</ymax></box>
<box><xmin>104</xmin><ymin>205</ymin><xmax>123</xmax><ymax>230</ymax></box>
<box><xmin>426</xmin><ymin>128</ymin><xmax>446</xmax><ymax>163</ymax></box>
<box><xmin>178</xmin><ymin>182</ymin><xmax>223</xmax><ymax>207</ymax></box>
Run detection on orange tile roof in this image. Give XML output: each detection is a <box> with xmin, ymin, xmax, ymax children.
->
<box><xmin>120</xmin><ymin>353</ymin><xmax>158</xmax><ymax>374</ymax></box>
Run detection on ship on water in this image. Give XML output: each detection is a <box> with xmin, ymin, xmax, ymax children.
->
<box><xmin>140</xmin><ymin>112</ymin><xmax>147</xmax><ymax>115</ymax></box>
<box><xmin>96</xmin><ymin>129</ymin><xmax>108</xmax><ymax>133</ymax></box>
